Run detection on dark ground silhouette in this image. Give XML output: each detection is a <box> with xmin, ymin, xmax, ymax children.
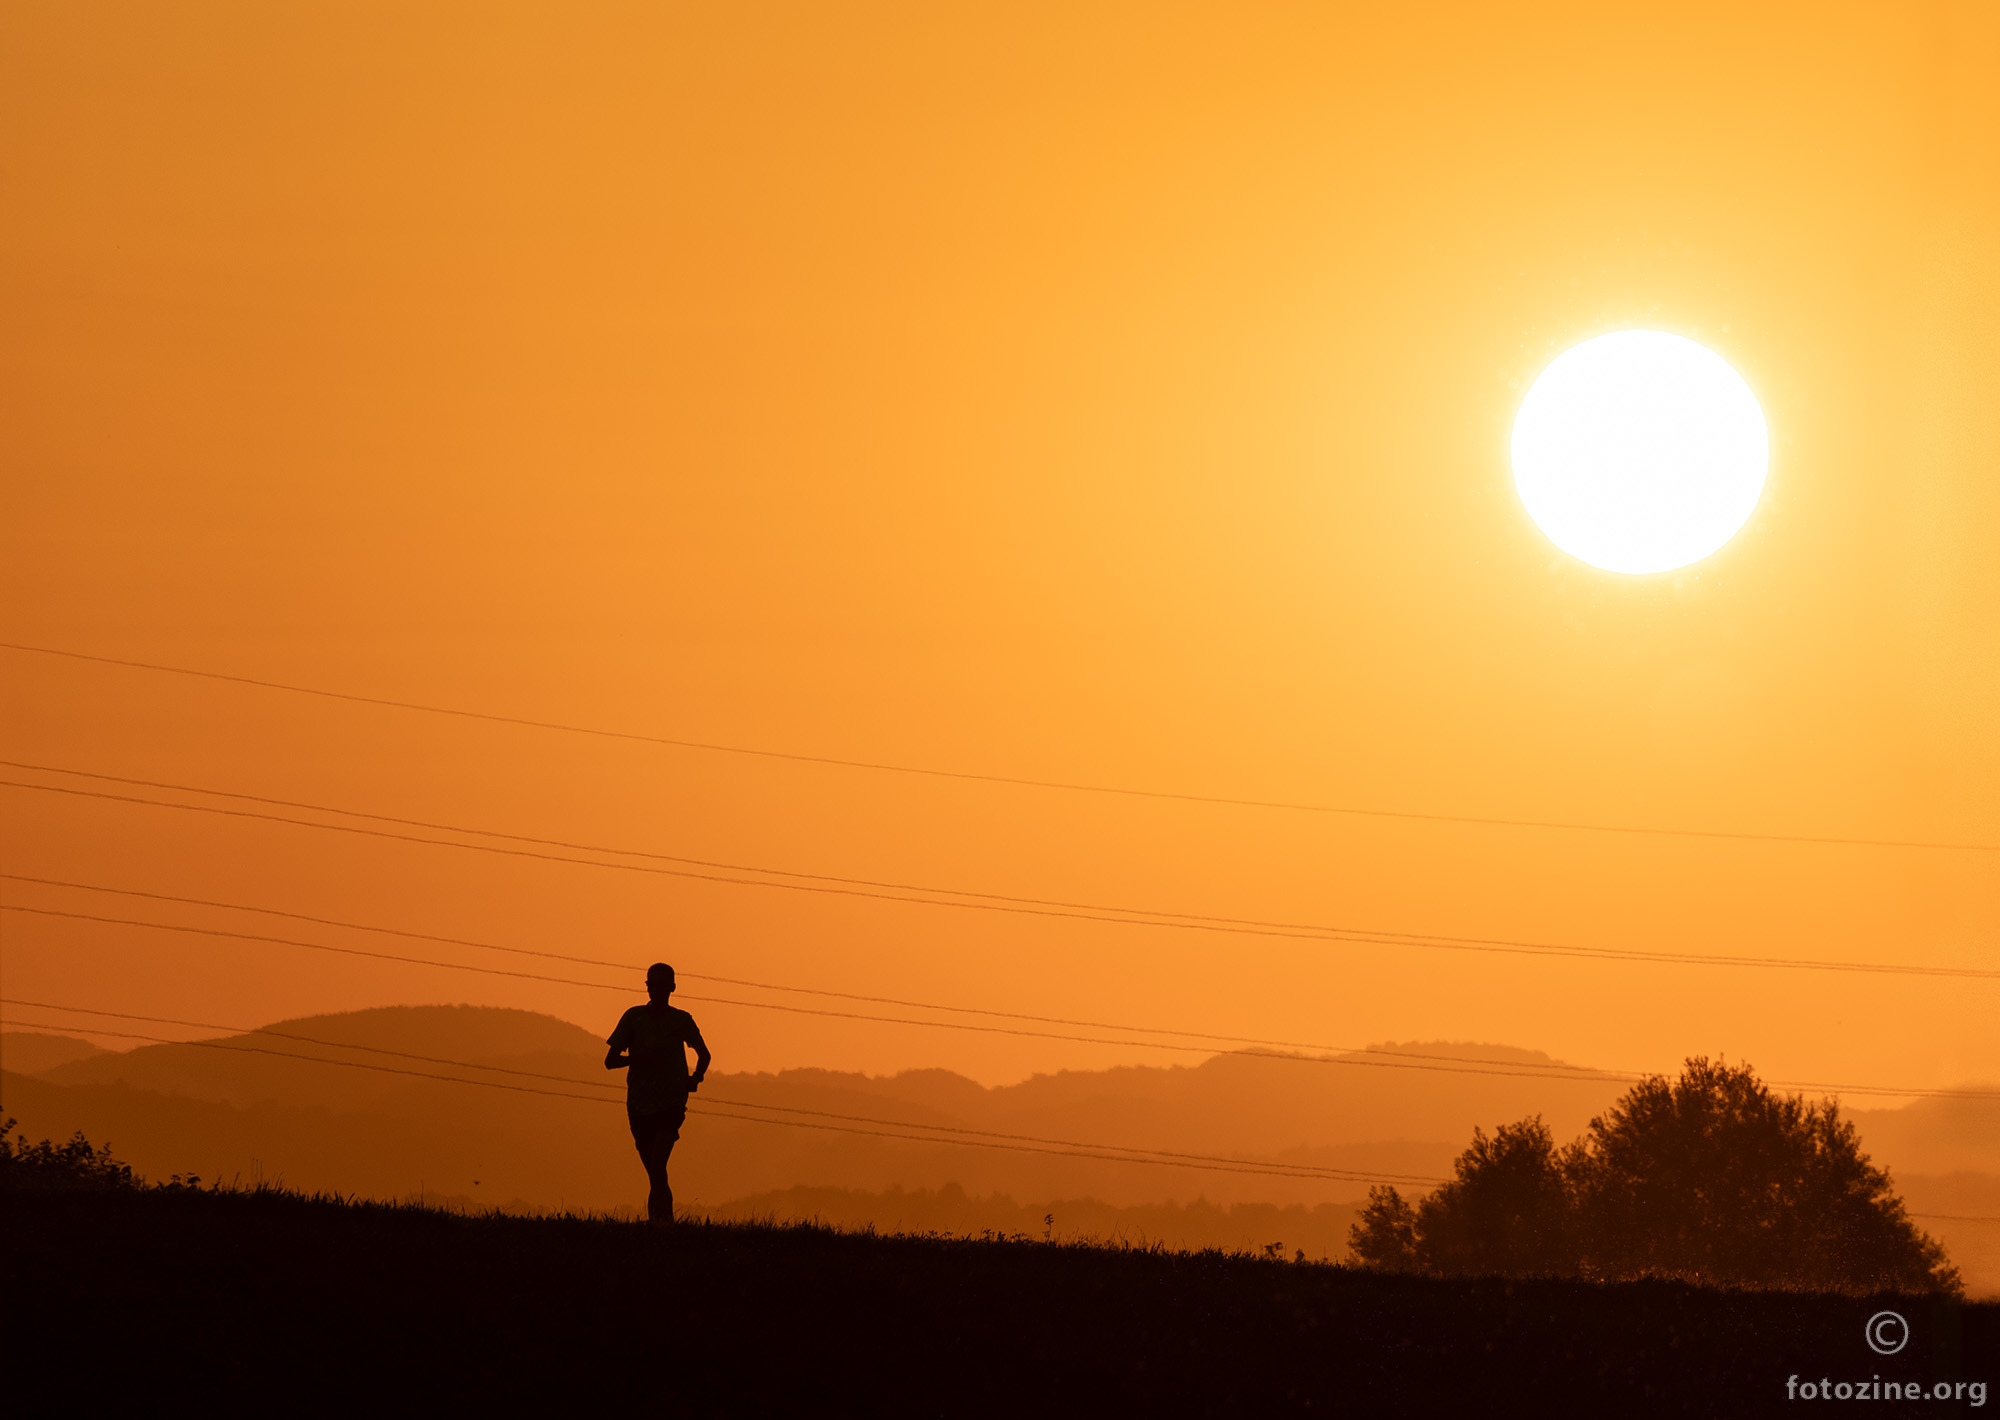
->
<box><xmin>5</xmin><ymin>1158</ymin><xmax>1993</xmax><ymax>1416</ymax></box>
<box><xmin>708</xmin><ymin>1182</ymin><xmax>1366</xmax><ymax>1258</ymax></box>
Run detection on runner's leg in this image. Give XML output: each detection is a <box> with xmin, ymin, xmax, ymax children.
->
<box><xmin>652</xmin><ymin>1105</ymin><xmax>686</xmax><ymax>1222</ymax></box>
<box><xmin>631</xmin><ymin>1113</ymin><xmax>670</xmax><ymax>1222</ymax></box>
<box><xmin>632</xmin><ymin>1108</ymin><xmax>686</xmax><ymax>1223</ymax></box>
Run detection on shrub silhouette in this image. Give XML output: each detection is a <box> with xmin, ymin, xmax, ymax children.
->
<box><xmin>1350</xmin><ymin>1059</ymin><xmax>1959</xmax><ymax>1294</ymax></box>
<box><xmin>0</xmin><ymin>1117</ymin><xmax>137</xmax><ymax>1192</ymax></box>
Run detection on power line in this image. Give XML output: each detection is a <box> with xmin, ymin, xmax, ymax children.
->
<box><xmin>58</xmin><ymin>998</ymin><xmax>1425</xmax><ymax>1181</ymax></box>
<box><xmin>13</xmin><ymin>757</ymin><xmax>1618</xmax><ymax>934</ymax></box>
<box><xmin>5</xmin><ymin>898</ymin><xmax>1994</xmax><ymax>1102</ymax></box>
<box><xmin>5</xmin><ymin>640</ymin><xmax>1993</xmax><ymax>853</ymax></box>
<box><xmin>8</xmin><ymin>768</ymin><xmax>1996</xmax><ymax>984</ymax></box>
<box><xmin>3</xmin><ymin>1015</ymin><xmax>625</xmax><ymax>1104</ymax></box>
<box><xmin>0</xmin><ymin>904</ymin><xmax>1655</xmax><ymax>1085</ymax></box>
<box><xmin>0</xmin><ymin>872</ymin><xmax>648</xmax><ymax>975</ymax></box>
<box><xmin>0</xmin><ymin>872</ymin><xmax>1630</xmax><ymax>1071</ymax></box>
<box><xmin>1</xmin><ymin>996</ymin><xmax>627</xmax><ymax>1090</ymax></box>
<box><xmin>14</xmin><ymin>759</ymin><xmax>1488</xmax><ymax>934</ymax></box>
<box><xmin>14</xmin><ymin>874</ymin><xmax>1997</xmax><ymax>1104</ymax></box>
<box><xmin>0</xmin><ymin>1005</ymin><xmax>1440</xmax><ymax>1185</ymax></box>
<box><xmin>2</xmin><ymin>903</ymin><xmax>630</xmax><ymax>993</ymax></box>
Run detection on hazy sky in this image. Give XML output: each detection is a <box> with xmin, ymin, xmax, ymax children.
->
<box><xmin>3</xmin><ymin>1</ymin><xmax>1995</xmax><ymax>1091</ymax></box>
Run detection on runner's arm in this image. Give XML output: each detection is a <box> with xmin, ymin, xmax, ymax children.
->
<box><xmin>685</xmin><ymin>1020</ymin><xmax>712</xmax><ymax>1090</ymax></box>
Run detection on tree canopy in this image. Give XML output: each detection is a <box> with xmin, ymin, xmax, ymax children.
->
<box><xmin>1350</xmin><ymin>1058</ymin><xmax>1957</xmax><ymax>1295</ymax></box>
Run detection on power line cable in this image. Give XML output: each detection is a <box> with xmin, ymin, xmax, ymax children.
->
<box><xmin>2</xmin><ymin>997</ymin><xmax>627</xmax><ymax>1090</ymax></box>
<box><xmin>5</xmin><ymin>640</ymin><xmax>1993</xmax><ymax>853</ymax></box>
<box><xmin>13</xmin><ymin>759</ymin><xmax>1664</xmax><ymax>936</ymax></box>
<box><xmin>15</xmin><ymin>759</ymin><xmax>1527</xmax><ymax>938</ymax></box>
<box><xmin>7</xmin><ymin>769</ymin><xmax>1995</xmax><ymax>984</ymax></box>
<box><xmin>0</xmin><ymin>904</ymin><xmax>1655</xmax><ymax>1085</ymax></box>
<box><xmin>3</xmin><ymin>903</ymin><xmax>630</xmax><ymax>993</ymax></box>
<box><xmin>6</xmin><ymin>998</ymin><xmax>1435</xmax><ymax>1183</ymax></box>
<box><xmin>0</xmin><ymin>872</ymin><xmax>1634</xmax><ymax>1071</ymax></box>
<box><xmin>5</xmin><ymin>901</ymin><xmax>1993</xmax><ymax>1102</ymax></box>
<box><xmin>0</xmin><ymin>1007</ymin><xmax>1439</xmax><ymax>1185</ymax></box>
<box><xmin>16</xmin><ymin>873</ymin><xmax>1999</xmax><ymax>1102</ymax></box>
<box><xmin>2</xmin><ymin>1015</ymin><xmax>624</xmax><ymax>1104</ymax></box>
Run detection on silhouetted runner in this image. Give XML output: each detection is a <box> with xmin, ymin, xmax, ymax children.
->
<box><xmin>606</xmin><ymin>963</ymin><xmax>711</xmax><ymax>1224</ymax></box>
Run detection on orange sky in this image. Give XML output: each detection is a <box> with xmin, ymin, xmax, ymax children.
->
<box><xmin>3</xmin><ymin>1</ymin><xmax>1996</xmax><ymax>1094</ymax></box>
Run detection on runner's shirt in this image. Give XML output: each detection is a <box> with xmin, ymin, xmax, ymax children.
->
<box><xmin>608</xmin><ymin>1004</ymin><xmax>706</xmax><ymax>1118</ymax></box>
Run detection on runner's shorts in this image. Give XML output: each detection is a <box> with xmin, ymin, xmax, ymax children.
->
<box><xmin>629</xmin><ymin>1101</ymin><xmax>688</xmax><ymax>1158</ymax></box>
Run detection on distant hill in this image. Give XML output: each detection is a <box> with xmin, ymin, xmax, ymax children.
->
<box><xmin>37</xmin><ymin>1005</ymin><xmax>606</xmax><ymax>1112</ymax></box>
<box><xmin>6</xmin><ymin>1006</ymin><xmax>1625</xmax><ymax>1210</ymax></box>
<box><xmin>1</xmin><ymin>1031</ymin><xmax>108</xmax><ymax>1076</ymax></box>
<box><xmin>3</xmin><ymin>1005</ymin><xmax>624</xmax><ymax>1210</ymax></box>
<box><xmin>756</xmin><ymin>1040</ymin><xmax>1628</xmax><ymax>1156</ymax></box>
<box><xmin>4</xmin><ymin>1003</ymin><xmax>1993</xmax><ymax>1284</ymax></box>
<box><xmin>1847</xmin><ymin>1094</ymin><xmax>2000</xmax><ymax>1175</ymax></box>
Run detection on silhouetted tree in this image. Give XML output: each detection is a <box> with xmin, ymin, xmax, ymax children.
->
<box><xmin>1570</xmin><ymin>1057</ymin><xmax>1954</xmax><ymax>1293</ymax></box>
<box><xmin>1347</xmin><ymin>1061</ymin><xmax>1959</xmax><ymax>1295</ymax></box>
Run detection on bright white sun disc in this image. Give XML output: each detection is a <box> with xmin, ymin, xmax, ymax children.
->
<box><xmin>1511</xmin><ymin>330</ymin><xmax>1768</xmax><ymax>574</ymax></box>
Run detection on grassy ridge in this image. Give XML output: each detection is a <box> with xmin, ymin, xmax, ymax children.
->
<box><xmin>6</xmin><ymin>1186</ymin><xmax>1994</xmax><ymax>1416</ymax></box>
<box><xmin>704</xmin><ymin>1181</ymin><xmax>1365</xmax><ymax>1258</ymax></box>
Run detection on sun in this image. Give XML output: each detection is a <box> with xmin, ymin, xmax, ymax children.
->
<box><xmin>1510</xmin><ymin>330</ymin><xmax>1768</xmax><ymax>575</ymax></box>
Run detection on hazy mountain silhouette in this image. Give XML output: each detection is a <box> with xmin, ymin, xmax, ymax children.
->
<box><xmin>35</xmin><ymin>1006</ymin><xmax>604</xmax><ymax>1111</ymax></box>
<box><xmin>1</xmin><ymin>1031</ymin><xmax>109</xmax><ymax>1076</ymax></box>
<box><xmin>769</xmin><ymin>1042</ymin><xmax>1626</xmax><ymax>1156</ymax></box>
<box><xmin>1845</xmin><ymin>1092</ymin><xmax>2000</xmax><ymax>1175</ymax></box>
<box><xmin>11</xmin><ymin>1007</ymin><xmax>1620</xmax><ymax>1205</ymax></box>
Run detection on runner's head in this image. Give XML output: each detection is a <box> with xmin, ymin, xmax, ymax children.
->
<box><xmin>646</xmin><ymin>962</ymin><xmax>675</xmax><ymax>1002</ymax></box>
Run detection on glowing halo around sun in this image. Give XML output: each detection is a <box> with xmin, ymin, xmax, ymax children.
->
<box><xmin>1511</xmin><ymin>330</ymin><xmax>1769</xmax><ymax>574</ymax></box>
